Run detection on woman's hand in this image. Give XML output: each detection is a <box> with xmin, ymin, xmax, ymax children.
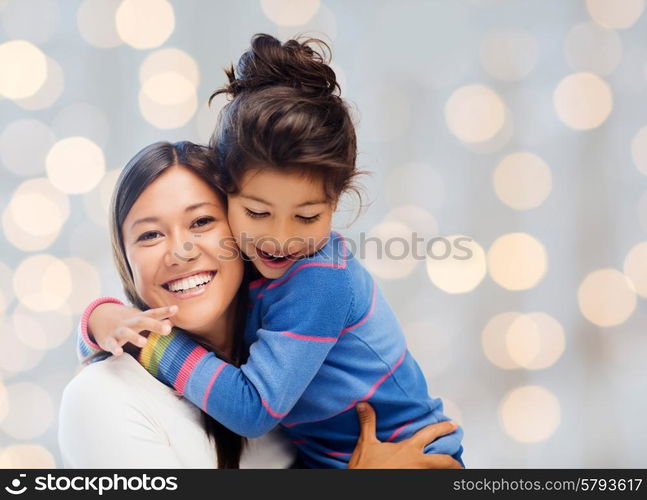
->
<box><xmin>348</xmin><ymin>402</ymin><xmax>463</xmax><ymax>469</ymax></box>
<box><xmin>88</xmin><ymin>303</ymin><xmax>178</xmax><ymax>356</ymax></box>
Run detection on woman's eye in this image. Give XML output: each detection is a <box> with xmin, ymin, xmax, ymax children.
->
<box><xmin>297</xmin><ymin>214</ymin><xmax>321</xmax><ymax>224</ymax></box>
<box><xmin>138</xmin><ymin>231</ymin><xmax>162</xmax><ymax>242</ymax></box>
<box><xmin>192</xmin><ymin>216</ymin><xmax>215</xmax><ymax>228</ymax></box>
<box><xmin>245</xmin><ymin>208</ymin><xmax>269</xmax><ymax>219</ymax></box>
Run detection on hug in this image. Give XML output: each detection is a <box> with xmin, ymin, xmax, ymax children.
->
<box><xmin>59</xmin><ymin>33</ymin><xmax>463</xmax><ymax>469</ymax></box>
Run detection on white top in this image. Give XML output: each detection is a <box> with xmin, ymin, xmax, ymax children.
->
<box><xmin>58</xmin><ymin>354</ymin><xmax>296</xmax><ymax>468</ymax></box>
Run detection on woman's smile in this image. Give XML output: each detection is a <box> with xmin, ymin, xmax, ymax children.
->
<box><xmin>161</xmin><ymin>270</ymin><xmax>217</xmax><ymax>300</ymax></box>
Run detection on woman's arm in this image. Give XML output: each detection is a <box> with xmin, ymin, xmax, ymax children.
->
<box><xmin>349</xmin><ymin>403</ymin><xmax>463</xmax><ymax>469</ymax></box>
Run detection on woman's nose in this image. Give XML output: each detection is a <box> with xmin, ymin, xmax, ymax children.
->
<box><xmin>165</xmin><ymin>235</ymin><xmax>201</xmax><ymax>265</ymax></box>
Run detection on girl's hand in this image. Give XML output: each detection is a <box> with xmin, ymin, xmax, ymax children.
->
<box><xmin>88</xmin><ymin>303</ymin><xmax>178</xmax><ymax>356</ymax></box>
<box><xmin>348</xmin><ymin>402</ymin><xmax>463</xmax><ymax>469</ymax></box>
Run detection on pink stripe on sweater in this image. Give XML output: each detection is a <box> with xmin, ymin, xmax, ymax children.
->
<box><xmin>249</xmin><ymin>277</ymin><xmax>268</xmax><ymax>289</ymax></box>
<box><xmin>261</xmin><ymin>398</ymin><xmax>288</xmax><ymax>419</ymax></box>
<box><xmin>363</xmin><ymin>350</ymin><xmax>406</xmax><ymax>401</ymax></box>
<box><xmin>262</xmin><ymin>235</ymin><xmax>349</xmax><ymax>294</ymax></box>
<box><xmin>201</xmin><ymin>362</ymin><xmax>227</xmax><ymax>411</ymax></box>
<box><xmin>173</xmin><ymin>345</ymin><xmax>208</xmax><ymax>394</ymax></box>
<box><xmin>386</xmin><ymin>419</ymin><xmax>413</xmax><ymax>442</ymax></box>
<box><xmin>257</xmin><ymin>263</ymin><xmax>343</xmax><ymax>299</ymax></box>
<box><xmin>340</xmin><ymin>280</ymin><xmax>376</xmax><ymax>337</ymax></box>
<box><xmin>280</xmin><ymin>331</ymin><xmax>338</xmax><ymax>342</ymax></box>
<box><xmin>284</xmin><ymin>349</ymin><xmax>408</xmax><ymax>428</ymax></box>
<box><xmin>325</xmin><ymin>451</ymin><xmax>352</xmax><ymax>458</ymax></box>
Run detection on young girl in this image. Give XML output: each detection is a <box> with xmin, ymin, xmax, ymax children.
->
<box><xmin>79</xmin><ymin>34</ymin><xmax>464</xmax><ymax>468</ymax></box>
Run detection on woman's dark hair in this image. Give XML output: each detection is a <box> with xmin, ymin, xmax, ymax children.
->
<box><xmin>106</xmin><ymin>140</ymin><xmax>247</xmax><ymax>468</ymax></box>
<box><xmin>209</xmin><ymin>33</ymin><xmax>361</xmax><ymax>203</ymax></box>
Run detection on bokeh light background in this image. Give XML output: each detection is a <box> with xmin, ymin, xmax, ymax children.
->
<box><xmin>1</xmin><ymin>0</ymin><xmax>647</xmax><ymax>468</ymax></box>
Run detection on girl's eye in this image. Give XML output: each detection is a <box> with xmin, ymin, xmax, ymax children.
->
<box><xmin>245</xmin><ymin>208</ymin><xmax>269</xmax><ymax>219</ymax></box>
<box><xmin>192</xmin><ymin>216</ymin><xmax>215</xmax><ymax>228</ymax></box>
<box><xmin>138</xmin><ymin>231</ymin><xmax>162</xmax><ymax>242</ymax></box>
<box><xmin>297</xmin><ymin>214</ymin><xmax>321</xmax><ymax>224</ymax></box>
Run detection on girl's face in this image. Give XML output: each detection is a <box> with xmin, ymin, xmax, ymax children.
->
<box><xmin>122</xmin><ymin>166</ymin><xmax>243</xmax><ymax>338</ymax></box>
<box><xmin>227</xmin><ymin>167</ymin><xmax>334</xmax><ymax>279</ymax></box>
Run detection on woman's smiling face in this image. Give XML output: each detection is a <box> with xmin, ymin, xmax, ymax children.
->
<box><xmin>121</xmin><ymin>165</ymin><xmax>243</xmax><ymax>339</ymax></box>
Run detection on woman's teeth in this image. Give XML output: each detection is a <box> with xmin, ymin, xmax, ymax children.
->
<box><xmin>165</xmin><ymin>272</ymin><xmax>214</xmax><ymax>293</ymax></box>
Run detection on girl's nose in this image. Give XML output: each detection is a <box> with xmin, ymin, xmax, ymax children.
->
<box><xmin>271</xmin><ymin>221</ymin><xmax>303</xmax><ymax>254</ymax></box>
<box><xmin>284</xmin><ymin>236</ymin><xmax>303</xmax><ymax>255</ymax></box>
<box><xmin>274</xmin><ymin>220</ymin><xmax>291</xmax><ymax>243</ymax></box>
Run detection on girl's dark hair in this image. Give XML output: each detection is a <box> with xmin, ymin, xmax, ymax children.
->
<box><xmin>105</xmin><ymin>140</ymin><xmax>247</xmax><ymax>468</ymax></box>
<box><xmin>209</xmin><ymin>33</ymin><xmax>360</xmax><ymax>203</ymax></box>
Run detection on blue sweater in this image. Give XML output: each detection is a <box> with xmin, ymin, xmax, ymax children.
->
<box><xmin>81</xmin><ymin>232</ymin><xmax>464</xmax><ymax>468</ymax></box>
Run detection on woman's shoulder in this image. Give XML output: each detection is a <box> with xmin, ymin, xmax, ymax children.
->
<box><xmin>65</xmin><ymin>354</ymin><xmax>155</xmax><ymax>394</ymax></box>
<box><xmin>61</xmin><ymin>354</ymin><xmax>181</xmax><ymax>416</ymax></box>
<box><xmin>60</xmin><ymin>355</ymin><xmax>296</xmax><ymax>468</ymax></box>
<box><xmin>59</xmin><ymin>355</ymin><xmax>215</xmax><ymax>468</ymax></box>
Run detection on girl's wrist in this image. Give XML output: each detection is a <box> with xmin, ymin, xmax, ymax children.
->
<box><xmin>81</xmin><ymin>297</ymin><xmax>124</xmax><ymax>350</ymax></box>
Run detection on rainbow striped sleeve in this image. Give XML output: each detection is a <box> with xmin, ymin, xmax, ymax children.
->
<box><xmin>76</xmin><ymin>320</ymin><xmax>102</xmax><ymax>360</ymax></box>
<box><xmin>137</xmin><ymin>329</ymin><xmax>211</xmax><ymax>394</ymax></box>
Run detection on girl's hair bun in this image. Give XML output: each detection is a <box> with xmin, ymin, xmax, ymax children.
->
<box><xmin>209</xmin><ymin>33</ymin><xmax>361</xmax><ymax>208</ymax></box>
<box><xmin>213</xmin><ymin>33</ymin><xmax>339</xmax><ymax>100</ymax></box>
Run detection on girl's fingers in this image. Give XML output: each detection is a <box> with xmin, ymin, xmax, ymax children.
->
<box><xmin>409</xmin><ymin>421</ymin><xmax>458</xmax><ymax>450</ymax></box>
<box><xmin>105</xmin><ymin>337</ymin><xmax>124</xmax><ymax>356</ymax></box>
<box><xmin>128</xmin><ymin>316</ymin><xmax>172</xmax><ymax>335</ymax></box>
<box><xmin>159</xmin><ymin>319</ymin><xmax>173</xmax><ymax>334</ymax></box>
<box><xmin>142</xmin><ymin>305</ymin><xmax>178</xmax><ymax>320</ymax></box>
<box><xmin>422</xmin><ymin>454</ymin><xmax>463</xmax><ymax>469</ymax></box>
<box><xmin>355</xmin><ymin>402</ymin><xmax>379</xmax><ymax>444</ymax></box>
<box><xmin>133</xmin><ymin>334</ymin><xmax>148</xmax><ymax>348</ymax></box>
<box><xmin>115</xmin><ymin>326</ymin><xmax>147</xmax><ymax>349</ymax></box>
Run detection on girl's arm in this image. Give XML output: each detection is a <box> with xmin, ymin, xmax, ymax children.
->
<box><xmin>76</xmin><ymin>297</ymin><xmax>176</xmax><ymax>361</ymax></box>
<box><xmin>138</xmin><ymin>265</ymin><xmax>353</xmax><ymax>437</ymax></box>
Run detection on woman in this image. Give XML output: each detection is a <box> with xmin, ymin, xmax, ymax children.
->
<box><xmin>58</xmin><ymin>141</ymin><xmax>460</xmax><ymax>468</ymax></box>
